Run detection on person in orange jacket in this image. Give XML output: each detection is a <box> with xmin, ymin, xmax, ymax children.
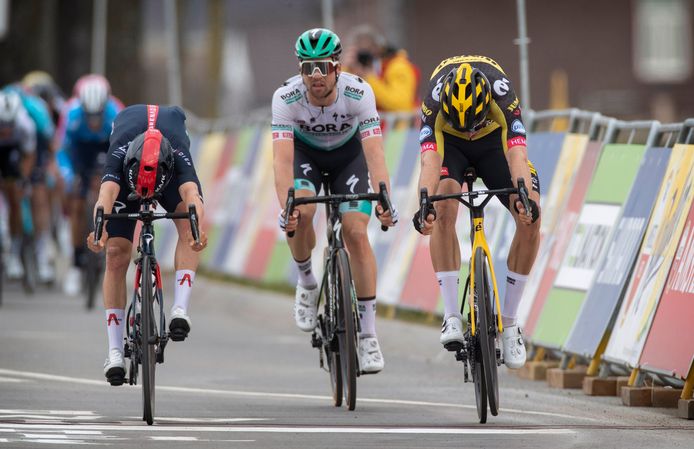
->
<box><xmin>343</xmin><ymin>26</ymin><xmax>420</xmax><ymax>115</ymax></box>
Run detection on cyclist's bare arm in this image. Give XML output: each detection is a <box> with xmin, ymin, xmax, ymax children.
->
<box><xmin>87</xmin><ymin>181</ymin><xmax>120</xmax><ymax>252</ymax></box>
<box><xmin>505</xmin><ymin>145</ymin><xmax>536</xmax><ymax>225</ymax></box>
<box><xmin>362</xmin><ymin>135</ymin><xmax>394</xmax><ymax>226</ymax></box>
<box><xmin>178</xmin><ymin>181</ymin><xmax>208</xmax><ymax>251</ymax></box>
<box><xmin>272</xmin><ymin>138</ymin><xmax>300</xmax><ymax>232</ymax></box>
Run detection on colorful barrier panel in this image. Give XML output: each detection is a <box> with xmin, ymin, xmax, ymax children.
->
<box><xmin>519</xmin><ymin>140</ymin><xmax>602</xmax><ymax>335</ymax></box>
<box><xmin>604</xmin><ymin>135</ymin><xmax>694</xmax><ymax>368</ymax></box>
<box><xmin>532</xmin><ymin>123</ymin><xmax>653</xmax><ymax>348</ymax></box>
<box><xmin>563</xmin><ymin>125</ymin><xmax>679</xmax><ymax>361</ymax></box>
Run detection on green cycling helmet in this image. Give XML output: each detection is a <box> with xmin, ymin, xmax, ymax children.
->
<box><xmin>295</xmin><ymin>28</ymin><xmax>342</xmax><ymax>60</ymax></box>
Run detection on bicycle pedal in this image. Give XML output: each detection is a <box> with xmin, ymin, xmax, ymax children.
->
<box><xmin>444</xmin><ymin>341</ymin><xmax>464</xmax><ymax>352</ymax></box>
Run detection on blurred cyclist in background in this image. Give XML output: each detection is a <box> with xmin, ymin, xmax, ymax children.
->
<box><xmin>22</xmin><ymin>71</ymin><xmax>66</xmax><ymax>127</ymax></box>
<box><xmin>4</xmin><ymin>80</ymin><xmax>57</xmax><ymax>283</ymax></box>
<box><xmin>22</xmin><ymin>72</ymin><xmax>68</xmax><ymax>265</ymax></box>
<box><xmin>56</xmin><ymin>74</ymin><xmax>123</xmax><ymax>295</ymax></box>
<box><xmin>0</xmin><ymin>90</ymin><xmax>37</xmax><ymax>280</ymax></box>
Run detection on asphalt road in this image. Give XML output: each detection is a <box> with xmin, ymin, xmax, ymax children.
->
<box><xmin>0</xmin><ymin>276</ymin><xmax>692</xmax><ymax>448</ymax></box>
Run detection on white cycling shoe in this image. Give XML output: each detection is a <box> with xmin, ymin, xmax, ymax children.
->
<box><xmin>502</xmin><ymin>324</ymin><xmax>527</xmax><ymax>369</ymax></box>
<box><xmin>358</xmin><ymin>336</ymin><xmax>384</xmax><ymax>374</ymax></box>
<box><xmin>103</xmin><ymin>349</ymin><xmax>125</xmax><ymax>386</ymax></box>
<box><xmin>63</xmin><ymin>267</ymin><xmax>82</xmax><ymax>296</ymax></box>
<box><xmin>294</xmin><ymin>284</ymin><xmax>319</xmax><ymax>332</ymax></box>
<box><xmin>440</xmin><ymin>315</ymin><xmax>465</xmax><ymax>348</ymax></box>
<box><xmin>6</xmin><ymin>254</ymin><xmax>24</xmax><ymax>280</ymax></box>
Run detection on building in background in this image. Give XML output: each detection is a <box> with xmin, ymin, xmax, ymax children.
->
<box><xmin>1</xmin><ymin>0</ymin><xmax>692</xmax><ymax>122</ymax></box>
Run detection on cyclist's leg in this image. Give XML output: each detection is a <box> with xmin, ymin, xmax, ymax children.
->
<box><xmin>332</xmin><ymin>151</ymin><xmax>384</xmax><ymax>373</ymax></box>
<box><xmin>430</xmin><ymin>134</ymin><xmax>473</xmax><ymax>345</ymax></box>
<box><xmin>64</xmin><ymin>145</ymin><xmax>93</xmax><ymax>294</ymax></box>
<box><xmin>102</xmin><ymin>187</ymin><xmax>137</xmax><ymax>384</ymax></box>
<box><xmin>475</xmin><ymin>136</ymin><xmax>540</xmax><ymax>368</ymax></box>
<box><xmin>30</xmin><ymin>137</ymin><xmax>54</xmax><ymax>282</ymax></box>
<box><xmin>158</xmin><ymin>179</ymin><xmax>205</xmax><ymax>340</ymax></box>
<box><xmin>1</xmin><ymin>149</ymin><xmax>25</xmax><ymax>279</ymax></box>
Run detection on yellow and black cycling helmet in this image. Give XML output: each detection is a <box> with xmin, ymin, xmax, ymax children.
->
<box><xmin>440</xmin><ymin>63</ymin><xmax>492</xmax><ymax>132</ymax></box>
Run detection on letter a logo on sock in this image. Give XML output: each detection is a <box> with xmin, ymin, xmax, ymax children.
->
<box><xmin>107</xmin><ymin>314</ymin><xmax>120</xmax><ymax>326</ymax></box>
<box><xmin>178</xmin><ymin>273</ymin><xmax>192</xmax><ymax>287</ymax></box>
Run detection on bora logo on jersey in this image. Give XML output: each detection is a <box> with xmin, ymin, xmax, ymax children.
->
<box><xmin>344</xmin><ymin>86</ymin><xmax>364</xmax><ymax>100</ymax></box>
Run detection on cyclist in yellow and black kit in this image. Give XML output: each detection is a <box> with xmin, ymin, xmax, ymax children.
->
<box><xmin>413</xmin><ymin>55</ymin><xmax>541</xmax><ymax>369</ymax></box>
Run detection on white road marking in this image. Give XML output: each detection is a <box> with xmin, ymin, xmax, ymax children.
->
<box><xmin>0</xmin><ymin>423</ymin><xmax>576</xmax><ymax>435</ymax></box>
<box><xmin>0</xmin><ymin>376</ymin><xmax>25</xmax><ymax>383</ymax></box>
<box><xmin>22</xmin><ymin>439</ymin><xmax>91</xmax><ymax>445</ymax></box>
<box><xmin>63</xmin><ymin>430</ymin><xmax>103</xmax><ymax>435</ymax></box>
<box><xmin>22</xmin><ymin>434</ymin><xmax>68</xmax><ymax>439</ymax></box>
<box><xmin>0</xmin><ymin>439</ymin><xmax>8</xmax><ymax>443</ymax></box>
<box><xmin>0</xmin><ymin>409</ymin><xmax>97</xmax><ymax>416</ymax></box>
<box><xmin>150</xmin><ymin>436</ymin><xmax>198</xmax><ymax>441</ymax></box>
<box><xmin>0</xmin><ymin>368</ymin><xmax>595</xmax><ymax>422</ymax></box>
<box><xmin>143</xmin><ymin>417</ymin><xmax>270</xmax><ymax>423</ymax></box>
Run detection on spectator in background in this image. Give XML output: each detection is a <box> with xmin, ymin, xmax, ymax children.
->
<box><xmin>343</xmin><ymin>25</ymin><xmax>420</xmax><ymax>118</ymax></box>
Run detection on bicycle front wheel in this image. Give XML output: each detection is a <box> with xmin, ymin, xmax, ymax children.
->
<box><xmin>474</xmin><ymin>247</ymin><xmax>499</xmax><ymax>419</ymax></box>
<box><xmin>335</xmin><ymin>249</ymin><xmax>358</xmax><ymax>411</ymax></box>
<box><xmin>140</xmin><ymin>256</ymin><xmax>156</xmax><ymax>425</ymax></box>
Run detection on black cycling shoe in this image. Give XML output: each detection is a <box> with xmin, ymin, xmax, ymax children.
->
<box><xmin>169</xmin><ymin>318</ymin><xmax>190</xmax><ymax>342</ymax></box>
<box><xmin>105</xmin><ymin>367</ymin><xmax>126</xmax><ymax>386</ymax></box>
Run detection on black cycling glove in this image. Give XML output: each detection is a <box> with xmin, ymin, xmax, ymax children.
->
<box><xmin>412</xmin><ymin>206</ymin><xmax>436</xmax><ymax>234</ymax></box>
<box><xmin>513</xmin><ymin>198</ymin><xmax>540</xmax><ymax>223</ymax></box>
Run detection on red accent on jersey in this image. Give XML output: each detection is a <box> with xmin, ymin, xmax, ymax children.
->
<box><xmin>107</xmin><ymin>313</ymin><xmax>121</xmax><ymax>326</ymax></box>
<box><xmin>272</xmin><ymin>132</ymin><xmax>279</xmax><ymax>139</ymax></box>
<box><xmin>440</xmin><ymin>166</ymin><xmax>450</xmax><ymax>176</ymax></box>
<box><xmin>178</xmin><ymin>273</ymin><xmax>192</xmax><ymax>287</ymax></box>
<box><xmin>421</xmin><ymin>142</ymin><xmax>437</xmax><ymax>153</ymax></box>
<box><xmin>507</xmin><ymin>136</ymin><xmax>526</xmax><ymax>148</ymax></box>
<box><xmin>147</xmin><ymin>104</ymin><xmax>159</xmax><ymax>130</ymax></box>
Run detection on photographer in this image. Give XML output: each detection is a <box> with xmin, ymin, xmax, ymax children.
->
<box><xmin>343</xmin><ymin>25</ymin><xmax>420</xmax><ymax>115</ymax></box>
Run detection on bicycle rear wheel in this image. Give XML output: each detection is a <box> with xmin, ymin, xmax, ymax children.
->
<box><xmin>471</xmin><ymin>336</ymin><xmax>487</xmax><ymax>423</ymax></box>
<box><xmin>335</xmin><ymin>249</ymin><xmax>358</xmax><ymax>410</ymax></box>
<box><xmin>474</xmin><ymin>247</ymin><xmax>499</xmax><ymax>418</ymax></box>
<box><xmin>140</xmin><ymin>256</ymin><xmax>156</xmax><ymax>425</ymax></box>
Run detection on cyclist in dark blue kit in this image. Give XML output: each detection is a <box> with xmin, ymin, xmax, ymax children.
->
<box><xmin>87</xmin><ymin>104</ymin><xmax>207</xmax><ymax>385</ymax></box>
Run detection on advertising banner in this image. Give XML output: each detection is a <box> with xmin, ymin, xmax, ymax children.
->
<box><xmin>563</xmin><ymin>146</ymin><xmax>672</xmax><ymax>358</ymax></box>
<box><xmin>604</xmin><ymin>143</ymin><xmax>694</xmax><ymax>367</ymax></box>
<box><xmin>532</xmin><ymin>144</ymin><xmax>648</xmax><ymax>348</ymax></box>
<box><xmin>520</xmin><ymin>141</ymin><xmax>602</xmax><ymax>335</ymax></box>
<box><xmin>640</xmin><ymin>198</ymin><xmax>694</xmax><ymax>378</ymax></box>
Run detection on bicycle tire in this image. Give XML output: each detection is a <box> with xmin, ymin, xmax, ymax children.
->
<box><xmin>335</xmin><ymin>249</ymin><xmax>358</xmax><ymax>410</ymax></box>
<box><xmin>474</xmin><ymin>247</ymin><xmax>499</xmax><ymax>418</ymax></box>
<box><xmin>329</xmin><ymin>350</ymin><xmax>343</xmax><ymax>407</ymax></box>
<box><xmin>140</xmin><ymin>256</ymin><xmax>156</xmax><ymax>425</ymax></box>
<box><xmin>471</xmin><ymin>336</ymin><xmax>487</xmax><ymax>423</ymax></box>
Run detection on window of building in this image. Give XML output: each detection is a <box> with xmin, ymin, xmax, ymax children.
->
<box><xmin>634</xmin><ymin>0</ymin><xmax>692</xmax><ymax>83</ymax></box>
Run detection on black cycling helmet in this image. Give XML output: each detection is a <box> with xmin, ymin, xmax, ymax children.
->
<box><xmin>440</xmin><ymin>63</ymin><xmax>492</xmax><ymax>132</ymax></box>
<box><xmin>123</xmin><ymin>129</ymin><xmax>175</xmax><ymax>199</ymax></box>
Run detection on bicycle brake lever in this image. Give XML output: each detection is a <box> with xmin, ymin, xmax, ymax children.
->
<box><xmin>516</xmin><ymin>178</ymin><xmax>532</xmax><ymax>218</ymax></box>
<box><xmin>94</xmin><ymin>206</ymin><xmax>104</xmax><ymax>245</ymax></box>
<box><xmin>378</xmin><ymin>182</ymin><xmax>391</xmax><ymax>232</ymax></box>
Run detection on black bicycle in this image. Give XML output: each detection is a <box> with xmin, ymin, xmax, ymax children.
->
<box><xmin>94</xmin><ymin>199</ymin><xmax>200</xmax><ymax>425</ymax></box>
<box><xmin>285</xmin><ymin>179</ymin><xmax>393</xmax><ymax>411</ymax></box>
<box><xmin>418</xmin><ymin>168</ymin><xmax>531</xmax><ymax>423</ymax></box>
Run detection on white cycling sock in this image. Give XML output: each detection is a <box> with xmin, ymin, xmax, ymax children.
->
<box><xmin>502</xmin><ymin>270</ymin><xmax>528</xmax><ymax>327</ymax></box>
<box><xmin>105</xmin><ymin>309</ymin><xmax>125</xmax><ymax>353</ymax></box>
<box><xmin>437</xmin><ymin>271</ymin><xmax>461</xmax><ymax>320</ymax></box>
<box><xmin>172</xmin><ymin>270</ymin><xmax>195</xmax><ymax>314</ymax></box>
<box><xmin>295</xmin><ymin>257</ymin><xmax>317</xmax><ymax>289</ymax></box>
<box><xmin>358</xmin><ymin>298</ymin><xmax>377</xmax><ymax>337</ymax></box>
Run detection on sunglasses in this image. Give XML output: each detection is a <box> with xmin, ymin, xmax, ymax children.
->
<box><xmin>300</xmin><ymin>60</ymin><xmax>338</xmax><ymax>77</ymax></box>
